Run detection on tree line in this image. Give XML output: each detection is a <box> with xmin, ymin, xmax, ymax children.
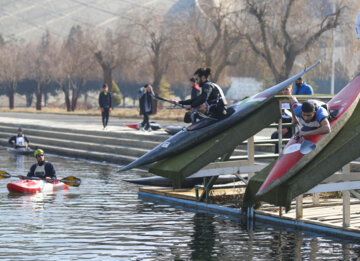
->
<box><xmin>0</xmin><ymin>0</ymin><xmax>357</xmax><ymax>111</ymax></box>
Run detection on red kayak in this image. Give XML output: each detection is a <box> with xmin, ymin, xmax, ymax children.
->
<box><xmin>257</xmin><ymin>74</ymin><xmax>360</xmax><ymax>196</ymax></box>
<box><xmin>7</xmin><ymin>179</ymin><xmax>69</xmax><ymax>194</ymax></box>
<box><xmin>124</xmin><ymin>123</ymin><xmax>140</xmax><ymax>130</ymax></box>
<box><xmin>124</xmin><ymin>122</ymin><xmax>162</xmax><ymax>131</ymax></box>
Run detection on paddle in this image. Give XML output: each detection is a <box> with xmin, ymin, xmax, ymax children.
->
<box><xmin>151</xmin><ymin>94</ymin><xmax>219</xmax><ymax>121</ymax></box>
<box><xmin>0</xmin><ymin>171</ymin><xmax>81</xmax><ymax>187</ymax></box>
<box><xmin>294</xmin><ymin>125</ymin><xmax>316</xmax><ymax>154</ymax></box>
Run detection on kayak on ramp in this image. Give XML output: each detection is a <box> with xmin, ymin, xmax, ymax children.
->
<box><xmin>256</xmin><ymin>73</ymin><xmax>360</xmax><ymax>196</ymax></box>
<box><xmin>119</xmin><ymin>61</ymin><xmax>321</xmax><ymax>172</ymax></box>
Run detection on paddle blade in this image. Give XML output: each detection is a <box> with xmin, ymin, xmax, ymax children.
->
<box><xmin>300</xmin><ymin>139</ymin><xmax>316</xmax><ymax>154</ymax></box>
<box><xmin>0</xmin><ymin>171</ymin><xmax>11</xmax><ymax>179</ymax></box>
<box><xmin>61</xmin><ymin>176</ymin><xmax>81</xmax><ymax>187</ymax></box>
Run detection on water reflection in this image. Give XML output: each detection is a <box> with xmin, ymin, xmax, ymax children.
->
<box><xmin>1</xmin><ymin>147</ymin><xmax>360</xmax><ymax>260</ymax></box>
<box><xmin>190</xmin><ymin>212</ymin><xmax>216</xmax><ymax>260</ymax></box>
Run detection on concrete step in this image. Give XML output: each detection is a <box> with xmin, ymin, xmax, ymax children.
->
<box><xmin>29</xmin><ymin>136</ymin><xmax>150</xmax><ymax>157</ymax></box>
<box><xmin>0</xmin><ymin>124</ymin><xmax>169</xmax><ymax>143</ymax></box>
<box><xmin>0</xmin><ymin>132</ymin><xmax>150</xmax><ymax>158</ymax></box>
<box><xmin>0</xmin><ymin>140</ymin><xmax>138</xmax><ymax>166</ymax></box>
<box><xmin>0</xmin><ymin>128</ymin><xmax>160</xmax><ymax>151</ymax></box>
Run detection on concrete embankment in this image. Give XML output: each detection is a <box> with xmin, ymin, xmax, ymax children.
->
<box><xmin>0</xmin><ymin>123</ymin><xmax>170</xmax><ymax>166</ymax></box>
<box><xmin>0</xmin><ymin>112</ymin><xmax>358</xmax><ymax>170</ymax></box>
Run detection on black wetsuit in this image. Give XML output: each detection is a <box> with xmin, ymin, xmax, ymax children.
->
<box><xmin>99</xmin><ymin>91</ymin><xmax>112</xmax><ymax>128</ymax></box>
<box><xmin>179</xmin><ymin>81</ymin><xmax>227</xmax><ymax>120</ymax></box>
<box><xmin>27</xmin><ymin>161</ymin><xmax>57</xmax><ymax>179</ymax></box>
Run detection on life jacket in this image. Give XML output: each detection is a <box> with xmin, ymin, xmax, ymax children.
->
<box><xmin>206</xmin><ymin>82</ymin><xmax>227</xmax><ymax>107</ymax></box>
<box><xmin>298</xmin><ymin>100</ymin><xmax>329</xmax><ymax>131</ymax></box>
<box><xmin>16</xmin><ymin>135</ymin><xmax>25</xmax><ymax>146</ymax></box>
<box><xmin>34</xmin><ymin>162</ymin><xmax>46</xmax><ymax>178</ymax></box>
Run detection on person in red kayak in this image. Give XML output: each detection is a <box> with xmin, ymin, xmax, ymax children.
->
<box><xmin>25</xmin><ymin>149</ymin><xmax>57</xmax><ymax>180</ymax></box>
<box><xmin>289</xmin><ymin>96</ymin><xmax>331</xmax><ymax>137</ymax></box>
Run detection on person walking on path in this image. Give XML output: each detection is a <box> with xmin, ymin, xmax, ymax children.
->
<box><xmin>292</xmin><ymin>77</ymin><xmax>314</xmax><ymax>95</ymax></box>
<box><xmin>8</xmin><ymin>127</ymin><xmax>29</xmax><ymax>148</ymax></box>
<box><xmin>98</xmin><ymin>84</ymin><xmax>112</xmax><ymax>130</ymax></box>
<box><xmin>139</xmin><ymin>84</ymin><xmax>155</xmax><ymax>131</ymax></box>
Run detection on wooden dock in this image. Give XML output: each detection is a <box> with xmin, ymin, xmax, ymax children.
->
<box><xmin>139</xmin><ymin>186</ymin><xmax>360</xmax><ymax>240</ymax></box>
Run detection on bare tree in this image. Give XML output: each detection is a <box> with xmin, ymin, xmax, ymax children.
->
<box><xmin>24</xmin><ymin>31</ymin><xmax>53</xmax><ymax>110</ymax></box>
<box><xmin>178</xmin><ymin>0</ymin><xmax>244</xmax><ymax>83</ymax></box>
<box><xmin>62</xmin><ymin>25</ymin><xmax>98</xmax><ymax>111</ymax></box>
<box><xmin>90</xmin><ymin>28</ymin><xmax>137</xmax><ymax>94</ymax></box>
<box><xmin>0</xmin><ymin>44</ymin><xmax>26</xmax><ymax>109</ymax></box>
<box><xmin>92</xmin><ymin>30</ymin><xmax>120</xmax><ymax>92</ymax></box>
<box><xmin>244</xmin><ymin>0</ymin><xmax>344</xmax><ymax>83</ymax></box>
<box><xmin>127</xmin><ymin>9</ymin><xmax>173</xmax><ymax>94</ymax></box>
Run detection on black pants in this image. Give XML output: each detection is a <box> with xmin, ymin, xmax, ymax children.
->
<box><xmin>102</xmin><ymin>108</ymin><xmax>110</xmax><ymax>127</ymax></box>
<box><xmin>141</xmin><ymin>112</ymin><xmax>150</xmax><ymax>130</ymax></box>
<box><xmin>271</xmin><ymin>128</ymin><xmax>293</xmax><ymax>153</ymax></box>
<box><xmin>209</xmin><ymin>104</ymin><xmax>227</xmax><ymax>120</ymax></box>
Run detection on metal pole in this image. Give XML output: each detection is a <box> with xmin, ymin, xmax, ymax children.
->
<box><xmin>330</xmin><ymin>0</ymin><xmax>336</xmax><ymax>95</ymax></box>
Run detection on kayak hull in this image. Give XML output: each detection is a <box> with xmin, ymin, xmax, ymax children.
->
<box><xmin>7</xmin><ymin>179</ymin><xmax>69</xmax><ymax>194</ymax></box>
<box><xmin>123</xmin><ymin>175</ymin><xmax>240</xmax><ymax>188</ymax></box>
<box><xmin>124</xmin><ymin>123</ymin><xmax>140</xmax><ymax>130</ymax></box>
<box><xmin>119</xmin><ymin>61</ymin><xmax>321</xmax><ymax>172</ymax></box>
<box><xmin>164</xmin><ymin>126</ymin><xmax>184</xmax><ymax>135</ymax></box>
<box><xmin>257</xmin><ymin>74</ymin><xmax>360</xmax><ymax>196</ymax></box>
<box><xmin>124</xmin><ymin>122</ymin><xmax>162</xmax><ymax>131</ymax></box>
<box><xmin>8</xmin><ymin>148</ymin><xmax>34</xmax><ymax>155</ymax></box>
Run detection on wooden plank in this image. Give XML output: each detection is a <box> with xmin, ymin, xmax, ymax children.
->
<box><xmin>241</xmin><ymin>138</ymin><xmax>291</xmax><ymax>145</ymax></box>
<box><xmin>230</xmin><ymin>154</ymin><xmax>279</xmax><ymax>160</ymax></box>
<box><xmin>322</xmin><ymin>172</ymin><xmax>360</xmax><ymax>183</ymax></box>
<box><xmin>307</xmin><ymin>181</ymin><xmax>360</xmax><ymax>193</ymax></box>
<box><xmin>190</xmin><ymin>163</ymin><xmax>267</xmax><ymax>178</ymax></box>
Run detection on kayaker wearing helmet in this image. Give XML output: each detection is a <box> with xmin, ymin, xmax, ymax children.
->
<box><xmin>176</xmin><ymin>67</ymin><xmax>228</xmax><ymax>120</ymax></box>
<box><xmin>8</xmin><ymin>128</ymin><xmax>30</xmax><ymax>148</ymax></box>
<box><xmin>26</xmin><ymin>149</ymin><xmax>57</xmax><ymax>180</ymax></box>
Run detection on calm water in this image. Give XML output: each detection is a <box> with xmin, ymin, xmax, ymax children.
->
<box><xmin>0</xmin><ymin>148</ymin><xmax>360</xmax><ymax>261</ymax></box>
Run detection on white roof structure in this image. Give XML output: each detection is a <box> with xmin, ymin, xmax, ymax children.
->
<box><xmin>226</xmin><ymin>77</ymin><xmax>263</xmax><ymax>102</ymax></box>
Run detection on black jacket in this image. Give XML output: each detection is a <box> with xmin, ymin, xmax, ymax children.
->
<box><xmin>191</xmin><ymin>85</ymin><xmax>201</xmax><ymax>100</ymax></box>
<box><xmin>98</xmin><ymin>91</ymin><xmax>112</xmax><ymax>109</ymax></box>
<box><xmin>139</xmin><ymin>88</ymin><xmax>154</xmax><ymax>115</ymax></box>
<box><xmin>179</xmin><ymin>81</ymin><xmax>227</xmax><ymax>108</ymax></box>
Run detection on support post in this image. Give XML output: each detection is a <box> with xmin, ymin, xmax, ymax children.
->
<box><xmin>343</xmin><ymin>164</ymin><xmax>351</xmax><ymax>228</ymax></box>
<box><xmin>198</xmin><ymin>176</ymin><xmax>218</xmax><ymax>202</ymax></box>
<box><xmin>247</xmin><ymin>136</ymin><xmax>255</xmax><ymax>179</ymax></box>
<box><xmin>296</xmin><ymin>195</ymin><xmax>303</xmax><ymax>219</ymax></box>
<box><xmin>278</xmin><ymin>101</ymin><xmax>283</xmax><ymax>154</ymax></box>
<box><xmin>312</xmin><ymin>193</ymin><xmax>320</xmax><ymax>206</ymax></box>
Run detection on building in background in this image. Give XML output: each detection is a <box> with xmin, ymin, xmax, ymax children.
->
<box><xmin>226</xmin><ymin>77</ymin><xmax>262</xmax><ymax>103</ymax></box>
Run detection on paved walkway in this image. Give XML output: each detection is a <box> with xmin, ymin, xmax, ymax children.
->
<box><xmin>0</xmin><ymin>111</ymin><xmax>275</xmax><ymax>138</ymax></box>
<box><xmin>0</xmin><ymin>111</ymin><xmax>185</xmax><ymax>134</ymax></box>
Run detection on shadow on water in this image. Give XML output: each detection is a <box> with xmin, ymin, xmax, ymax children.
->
<box><xmin>190</xmin><ymin>212</ymin><xmax>217</xmax><ymax>261</ymax></box>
